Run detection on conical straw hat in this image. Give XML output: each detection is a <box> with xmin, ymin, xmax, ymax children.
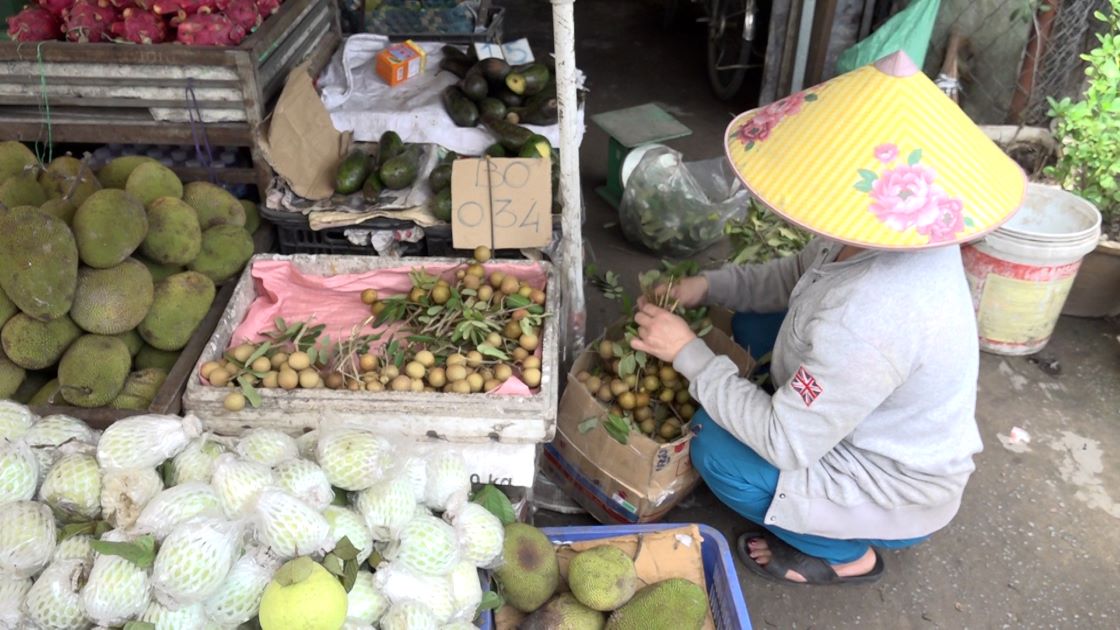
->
<box><xmin>724</xmin><ymin>51</ymin><xmax>1026</xmax><ymax>249</ymax></box>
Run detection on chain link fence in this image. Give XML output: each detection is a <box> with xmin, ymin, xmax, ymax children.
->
<box><xmin>923</xmin><ymin>0</ymin><xmax>1104</xmax><ymax>125</ymax></box>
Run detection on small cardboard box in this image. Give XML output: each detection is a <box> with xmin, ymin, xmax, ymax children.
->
<box><xmin>545</xmin><ymin>315</ymin><xmax>754</xmax><ymax>523</ymax></box>
<box><xmin>375</xmin><ymin>40</ymin><xmax>427</xmax><ymax>86</ymax></box>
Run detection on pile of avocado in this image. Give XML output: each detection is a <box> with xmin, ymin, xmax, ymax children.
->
<box><xmin>334</xmin><ymin>130</ymin><xmax>425</xmax><ymax>202</ymax></box>
<box><xmin>439</xmin><ymin>45</ymin><xmax>559</xmax><ymax>129</ymax></box>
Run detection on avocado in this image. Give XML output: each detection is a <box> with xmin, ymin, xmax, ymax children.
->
<box><xmin>519</xmin><ymin>135</ymin><xmax>553</xmax><ymax>159</ymax></box>
<box><xmin>377</xmin><ymin>131</ymin><xmax>405</xmax><ymax>170</ymax></box>
<box><xmin>479</xmin><ymin>98</ymin><xmax>508</xmax><ymax>121</ymax></box>
<box><xmin>379</xmin><ymin>146</ymin><xmax>422</xmax><ymax>190</ymax></box>
<box><xmin>460</xmin><ymin>70</ymin><xmax>489</xmax><ymax>102</ymax></box>
<box><xmin>361</xmin><ymin>171</ymin><xmax>384</xmax><ymax>203</ymax></box>
<box><xmin>509</xmin><ymin>86</ymin><xmax>560</xmax><ymax>126</ymax></box>
<box><xmin>478</xmin><ymin>58</ymin><xmax>512</xmax><ymax>86</ymax></box>
<box><xmin>432</xmin><ymin>188</ymin><xmax>453</xmax><ymax>222</ymax></box>
<box><xmin>442</xmin><ymin>86</ymin><xmax>480</xmax><ymax>128</ymax></box>
<box><xmin>482</xmin><ymin>117</ymin><xmax>535</xmax><ymax>152</ymax></box>
<box><xmin>495</xmin><ymin>89</ymin><xmax>524</xmax><ymax>108</ymax></box>
<box><xmin>428</xmin><ymin>164</ymin><xmax>452</xmax><ymax>194</ymax></box>
<box><xmin>441</xmin><ymin>44</ymin><xmax>472</xmax><ymax>63</ymax></box>
<box><xmin>438</xmin><ymin>56</ymin><xmax>473</xmax><ymax>79</ymax></box>
<box><xmin>484</xmin><ymin>143</ymin><xmax>507</xmax><ymax>158</ymax></box>
<box><xmin>505</xmin><ymin>63</ymin><xmax>551</xmax><ymax>96</ymax></box>
<box><xmin>335</xmin><ymin>149</ymin><xmax>371</xmax><ymax>195</ymax></box>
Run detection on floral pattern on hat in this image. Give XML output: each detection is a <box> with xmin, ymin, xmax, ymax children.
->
<box><xmin>855</xmin><ymin>144</ymin><xmax>975</xmax><ymax>244</ymax></box>
<box><xmin>732</xmin><ymin>90</ymin><xmax>819</xmax><ymax>150</ymax></box>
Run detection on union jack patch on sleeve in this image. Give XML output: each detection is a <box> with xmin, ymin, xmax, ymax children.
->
<box><xmin>790</xmin><ymin>366</ymin><xmax>823</xmax><ymax>406</ymax></box>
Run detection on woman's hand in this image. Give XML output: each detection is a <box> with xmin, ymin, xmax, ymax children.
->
<box><xmin>638</xmin><ymin>275</ymin><xmax>710</xmax><ymax>310</ymax></box>
<box><xmin>631</xmin><ymin>303</ymin><xmax>698</xmax><ymax>363</ymax></box>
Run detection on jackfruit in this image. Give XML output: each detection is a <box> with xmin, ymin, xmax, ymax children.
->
<box><xmin>240</xmin><ymin>200</ymin><xmax>260</xmax><ymax>234</ymax></box>
<box><xmin>97</xmin><ymin>156</ymin><xmax>157</xmax><ymax>190</ymax></box>
<box><xmin>183</xmin><ymin>182</ymin><xmax>245</xmax><ymax>229</ymax></box>
<box><xmin>113</xmin><ymin>329</ymin><xmax>144</xmax><ymax>357</ymax></box>
<box><xmin>73</xmin><ymin>189</ymin><xmax>148</xmax><ymax>269</ymax></box>
<box><xmin>0</xmin><ymin>172</ymin><xmax>47</xmax><ymax>208</ymax></box>
<box><xmin>567</xmin><ymin>545</ymin><xmax>638</xmax><ymax>611</ymax></box>
<box><xmin>0</xmin><ymin>288</ymin><xmax>16</xmax><ymax>328</ymax></box>
<box><xmin>1</xmin><ymin>313</ymin><xmax>82</xmax><ymax>370</ymax></box>
<box><xmin>125</xmin><ymin>162</ymin><xmax>183</xmax><ymax>206</ymax></box>
<box><xmin>70</xmin><ymin>259</ymin><xmax>155</xmax><ymax>335</ymax></box>
<box><xmin>0</xmin><ymin>206</ymin><xmax>78</xmax><ymax>321</ymax></box>
<box><xmin>604</xmin><ymin>579</ymin><xmax>708</xmax><ymax>630</ymax></box>
<box><xmin>138</xmin><ymin>272</ymin><xmax>215</xmax><ymax>351</ymax></box>
<box><xmin>188</xmin><ymin>225</ymin><xmax>253</xmax><ymax>283</ymax></box>
<box><xmin>11</xmin><ymin>371</ymin><xmax>51</xmax><ymax>405</ymax></box>
<box><xmin>141</xmin><ymin>259</ymin><xmax>183</xmax><ymax>283</ymax></box>
<box><xmin>39</xmin><ymin>156</ymin><xmax>101</xmax><ymax>206</ymax></box>
<box><xmin>57</xmin><ymin>334</ymin><xmax>131</xmax><ymax>407</ymax></box>
<box><xmin>0</xmin><ymin>348</ymin><xmax>25</xmax><ymax>398</ymax></box>
<box><xmin>494</xmin><ymin>523</ymin><xmax>560</xmax><ymax>613</ymax></box>
<box><xmin>29</xmin><ymin>379</ymin><xmax>60</xmax><ymax>406</ymax></box>
<box><xmin>141</xmin><ymin>197</ymin><xmax>202</xmax><ymax>265</ymax></box>
<box><xmin>0</xmin><ymin>141</ymin><xmax>37</xmax><ymax>182</ymax></box>
<box><xmin>135</xmin><ymin>344</ymin><xmax>180</xmax><ymax>372</ymax></box>
<box><xmin>39</xmin><ymin>198</ymin><xmax>77</xmax><ymax>225</ymax></box>
<box><xmin>521</xmin><ymin>593</ymin><xmax>605</xmax><ymax>630</ymax></box>
<box><xmin>110</xmin><ymin>368</ymin><xmax>167</xmax><ymax>410</ymax></box>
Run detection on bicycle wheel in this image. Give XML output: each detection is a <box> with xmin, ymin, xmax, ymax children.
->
<box><xmin>707</xmin><ymin>0</ymin><xmax>754</xmax><ymax>100</ymax></box>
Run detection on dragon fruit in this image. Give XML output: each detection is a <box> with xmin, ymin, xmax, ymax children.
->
<box><xmin>110</xmin><ymin>7</ymin><xmax>168</xmax><ymax>43</ymax></box>
<box><xmin>217</xmin><ymin>0</ymin><xmax>259</xmax><ymax>30</ymax></box>
<box><xmin>255</xmin><ymin>0</ymin><xmax>279</xmax><ymax>16</ymax></box>
<box><xmin>149</xmin><ymin>0</ymin><xmax>212</xmax><ymax>16</ymax></box>
<box><xmin>6</xmin><ymin>6</ymin><xmax>62</xmax><ymax>41</ymax></box>
<box><xmin>175</xmin><ymin>11</ymin><xmax>245</xmax><ymax>46</ymax></box>
<box><xmin>38</xmin><ymin>0</ymin><xmax>76</xmax><ymax>17</ymax></box>
<box><xmin>63</xmin><ymin>0</ymin><xmax>119</xmax><ymax>42</ymax></box>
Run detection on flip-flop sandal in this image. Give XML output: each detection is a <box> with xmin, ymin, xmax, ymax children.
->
<box><xmin>736</xmin><ymin>530</ymin><xmax>884</xmax><ymax>586</ymax></box>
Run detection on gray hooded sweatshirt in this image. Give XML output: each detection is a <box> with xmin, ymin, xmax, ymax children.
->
<box><xmin>674</xmin><ymin>238</ymin><xmax>983</xmax><ymax>540</ymax></box>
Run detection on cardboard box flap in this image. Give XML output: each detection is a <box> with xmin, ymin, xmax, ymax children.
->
<box><xmin>495</xmin><ymin>525</ymin><xmax>715</xmax><ymax>630</ymax></box>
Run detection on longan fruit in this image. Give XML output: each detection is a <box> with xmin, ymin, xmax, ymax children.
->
<box><xmin>610</xmin><ymin>379</ymin><xmax>629</xmax><ymax>397</ymax></box>
<box><xmin>504</xmin><ymin>321</ymin><xmax>523</xmax><ymax>340</ymax></box>
<box><xmin>404</xmin><ymin>361</ymin><xmax>426</xmax><ymax>379</ymax></box>
<box><xmin>415</xmin><ymin>350</ymin><xmax>436</xmax><ymax>368</ymax></box>
<box><xmin>382</xmin><ymin>365</ymin><xmax>400</xmax><ymax>379</ymax></box>
<box><xmin>659</xmin><ymin>389</ymin><xmax>676</xmax><ymax>404</ymax></box>
<box><xmin>640</xmin><ymin>418</ymin><xmax>656</xmax><ymax>434</ymax></box>
<box><xmin>456</xmin><ymin>269</ymin><xmax>467</xmax><ymax>280</ymax></box>
<box><xmin>262</xmin><ymin>371</ymin><xmax>279</xmax><ymax>389</ymax></box>
<box><xmin>479</xmin><ymin>368</ymin><xmax>494</xmax><ymax>381</ymax></box>
<box><xmin>494</xmin><ymin>364</ymin><xmax>513</xmax><ymax>382</ymax></box>
<box><xmin>427</xmin><ymin>367</ymin><xmax>447</xmax><ymax>388</ymax></box>
<box><xmin>659</xmin><ymin>365</ymin><xmax>679</xmax><ymax>384</ymax></box>
<box><xmin>679</xmin><ymin>403</ymin><xmax>696</xmax><ymax>420</ymax></box>
<box><xmin>641</xmin><ymin>375</ymin><xmax>660</xmax><ymax>392</ymax></box>
<box><xmin>410</xmin><ymin>378</ymin><xmax>425</xmax><ymax>393</ymax></box>
<box><xmin>450</xmin><ymin>380</ymin><xmax>471</xmax><ymax>394</ymax></box>
<box><xmin>473</xmin><ymin>245</ymin><xmax>492</xmax><ymax>263</ymax></box>
<box><xmin>361</xmin><ymin>288</ymin><xmax>379</xmax><ymax>304</ymax></box>
<box><xmin>596</xmin><ymin>384</ymin><xmax>613</xmax><ymax>402</ymax></box>
<box><xmin>635</xmin><ymin>392</ymin><xmax>651</xmax><ymax>408</ymax></box>
<box><xmin>447</xmin><ymin>353</ymin><xmax>467</xmax><ymax>367</ymax></box>
<box><xmin>522</xmin><ymin>367</ymin><xmax>542</xmax><ymax>388</ymax></box>
<box><xmin>484</xmin><ymin>379</ymin><xmax>502</xmax><ymax>392</ymax></box>
<box><xmin>359</xmin><ymin>354</ymin><xmax>378</xmax><ymax>372</ymax></box>
<box><xmin>517</xmin><ymin>286</ymin><xmax>533</xmax><ymax>299</ymax></box>
<box><xmin>209</xmin><ymin>368</ymin><xmax>231</xmax><ymax>387</ymax></box>
<box><xmin>390</xmin><ymin>375</ymin><xmax>412</xmax><ymax>392</ymax></box>
<box><xmin>467</xmin><ymin>373</ymin><xmax>484</xmax><ymax>393</ymax></box>
<box><xmin>522</xmin><ymin>356</ymin><xmax>541</xmax><ymax>370</ymax></box>
<box><xmin>408</xmin><ymin>287</ymin><xmax>427</xmax><ymax>303</ymax></box>
<box><xmin>288</xmin><ymin>351</ymin><xmax>311</xmax><ymax>371</ymax></box>
<box><xmin>489</xmin><ymin>271</ymin><xmax>506</xmax><ymax>289</ymax></box>
<box><xmin>200</xmin><ymin>361</ymin><xmax>221</xmax><ymax>379</ymax></box>
<box><xmin>270</xmin><ymin>352</ymin><xmax>289</xmax><ymax>369</ymax></box>
<box><xmin>676</xmin><ymin>389</ymin><xmax>691</xmax><ymax>405</ymax></box>
<box><xmin>278</xmin><ymin>369</ymin><xmax>299</xmax><ymax>390</ymax></box>
<box><xmin>463</xmin><ymin>275</ymin><xmax>481</xmax><ymax>290</ymax></box>
<box><xmin>660</xmin><ymin>422</ymin><xmax>680</xmax><ymax>440</ymax></box>
<box><xmin>298</xmin><ymin>369</ymin><xmax>320</xmax><ymax>389</ymax></box>
<box><xmin>530</xmin><ymin>289</ymin><xmax>546</xmax><ymax>305</ymax></box>
<box><xmin>500</xmin><ymin>276</ymin><xmax>520</xmax><ymax>295</ymax></box>
<box><xmin>446</xmin><ymin>365</ymin><xmax>468</xmax><ymax>382</ymax></box>
<box><xmin>231</xmin><ymin>344</ymin><xmax>255</xmax><ymax>364</ymax></box>
<box><xmin>478</xmin><ymin>285</ymin><xmax>494</xmax><ymax>302</ymax></box>
<box><xmin>223</xmin><ymin>392</ymin><xmax>246</xmax><ymax>411</ymax></box>
<box><xmin>624</xmin><ymin>374</ymin><xmax>639</xmax><ymax>389</ymax></box>
<box><xmin>370</xmin><ymin>302</ymin><xmax>387</xmax><ymax>317</ymax></box>
<box><xmin>512</xmin><ymin>308</ymin><xmax>529</xmax><ymax>321</ymax></box>
<box><xmin>466</xmin><ymin>351</ymin><xmax>483</xmax><ymax>368</ymax></box>
<box><xmin>634</xmin><ymin>406</ymin><xmax>653</xmax><ymax>422</ymax></box>
<box><xmin>519</xmin><ymin>334</ymin><xmax>539</xmax><ymax>352</ymax></box>
<box><xmin>325</xmin><ymin>372</ymin><xmax>346</xmax><ymax>390</ymax></box>
<box><xmin>584</xmin><ymin>376</ymin><xmax>602</xmax><ymax>394</ymax></box>
<box><xmin>486</xmin><ymin>332</ymin><xmax>503</xmax><ymax>348</ymax></box>
<box><xmin>467</xmin><ymin>263</ymin><xmax>485</xmax><ymax>278</ymax></box>
<box><xmin>431</xmin><ymin>285</ymin><xmax>451</xmax><ymax>305</ymax></box>
<box><xmin>366</xmin><ymin>381</ymin><xmax>385</xmax><ymax>392</ymax></box>
<box><xmin>251</xmin><ymin>357</ymin><xmax>272</xmax><ymax>373</ymax></box>
<box><xmin>512</xmin><ymin>347</ymin><xmax>530</xmax><ymax>362</ymax></box>
<box><xmin>619</xmin><ymin>392</ymin><xmax>637</xmax><ymax>410</ymax></box>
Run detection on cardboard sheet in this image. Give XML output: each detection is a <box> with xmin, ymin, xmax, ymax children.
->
<box><xmin>494</xmin><ymin>525</ymin><xmax>716</xmax><ymax>630</ymax></box>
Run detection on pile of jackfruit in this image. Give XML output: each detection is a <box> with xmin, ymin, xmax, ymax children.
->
<box><xmin>0</xmin><ymin>141</ymin><xmax>259</xmax><ymax>410</ymax></box>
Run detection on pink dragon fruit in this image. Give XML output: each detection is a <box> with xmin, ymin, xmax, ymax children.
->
<box><xmin>7</xmin><ymin>6</ymin><xmax>61</xmax><ymax>41</ymax></box>
<box><xmin>217</xmin><ymin>0</ymin><xmax>259</xmax><ymax>30</ymax></box>
<box><xmin>38</xmin><ymin>0</ymin><xmax>76</xmax><ymax>17</ymax></box>
<box><xmin>149</xmin><ymin>0</ymin><xmax>212</xmax><ymax>16</ymax></box>
<box><xmin>255</xmin><ymin>0</ymin><xmax>279</xmax><ymax>16</ymax></box>
<box><xmin>175</xmin><ymin>12</ymin><xmax>244</xmax><ymax>46</ymax></box>
<box><xmin>110</xmin><ymin>7</ymin><xmax>167</xmax><ymax>43</ymax></box>
<box><xmin>64</xmin><ymin>0</ymin><xmax>120</xmax><ymax>42</ymax></box>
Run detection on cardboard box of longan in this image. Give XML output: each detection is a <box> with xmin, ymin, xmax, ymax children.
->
<box><xmin>545</xmin><ymin>310</ymin><xmax>754</xmax><ymax>523</ymax></box>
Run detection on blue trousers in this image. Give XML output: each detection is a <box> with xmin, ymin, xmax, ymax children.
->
<box><xmin>690</xmin><ymin>312</ymin><xmax>927</xmax><ymax>565</ymax></box>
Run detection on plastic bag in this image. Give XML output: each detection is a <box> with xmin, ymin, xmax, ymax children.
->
<box><xmin>619</xmin><ymin>146</ymin><xmax>749</xmax><ymax>257</ymax></box>
<box><xmin>835</xmin><ymin>0</ymin><xmax>941</xmax><ymax>74</ymax></box>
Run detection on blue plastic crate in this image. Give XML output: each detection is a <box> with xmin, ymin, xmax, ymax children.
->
<box><xmin>539</xmin><ymin>524</ymin><xmax>750</xmax><ymax>630</ymax></box>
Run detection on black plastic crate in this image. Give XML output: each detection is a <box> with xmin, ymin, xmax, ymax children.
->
<box><xmin>381</xmin><ymin>6</ymin><xmax>505</xmax><ymax>44</ymax></box>
<box><xmin>261</xmin><ymin>205</ymin><xmax>425</xmax><ymax>256</ymax></box>
<box><xmin>425</xmin><ymin>221</ymin><xmax>563</xmax><ymax>258</ymax></box>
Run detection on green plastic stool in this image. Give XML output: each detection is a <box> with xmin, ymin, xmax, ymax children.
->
<box><xmin>592</xmin><ymin>103</ymin><xmax>692</xmax><ymax>209</ymax></box>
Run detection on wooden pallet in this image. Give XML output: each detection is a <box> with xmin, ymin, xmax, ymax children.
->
<box><xmin>0</xmin><ymin>0</ymin><xmax>341</xmax><ymax>194</ymax></box>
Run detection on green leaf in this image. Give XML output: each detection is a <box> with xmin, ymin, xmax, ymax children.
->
<box><xmin>618</xmin><ymin>354</ymin><xmax>637</xmax><ymax>378</ymax></box>
<box><xmin>332</xmin><ymin>537</ymin><xmax>360</xmax><ymax>562</ymax></box>
<box><xmin>478</xmin><ymin>590</ymin><xmax>504</xmax><ymax>613</ymax></box>
<box><xmin>907</xmin><ymin>149</ymin><xmax>922</xmax><ymax>165</ymax></box>
<box><xmin>342</xmin><ymin>558</ymin><xmax>359</xmax><ymax>593</ymax></box>
<box><xmin>426</xmin><ymin>305</ymin><xmax>444</xmax><ymax>316</ymax></box>
<box><xmin>635</xmin><ymin>351</ymin><xmax>648</xmax><ymax>368</ymax></box>
<box><xmin>331</xmin><ymin>488</ymin><xmax>348</xmax><ymax>506</ymax></box>
<box><xmin>477</xmin><ymin>343</ymin><xmax>510</xmax><ymax>361</ymax></box>
<box><xmin>322</xmin><ymin>554</ymin><xmax>344</xmax><ymax>576</ymax></box>
<box><xmin>60</xmin><ymin>521</ymin><xmax>99</xmax><ymax>542</ymax></box>
<box><xmin>578</xmin><ymin>417</ymin><xmax>599</xmax><ymax>434</ymax></box>
<box><xmin>306</xmin><ymin>347</ymin><xmax>318</xmax><ymax>366</ymax></box>
<box><xmin>90</xmin><ymin>535</ymin><xmax>156</xmax><ymax>569</ymax></box>
<box><xmin>274</xmin><ymin>317</ymin><xmax>287</xmax><ymax>332</ymax></box>
<box><xmin>244</xmin><ymin>342</ymin><xmax>271</xmax><ymax>369</ymax></box>
<box><xmin>505</xmin><ymin>294</ymin><xmax>532</xmax><ymax>309</ymax></box>
<box><xmin>238</xmin><ymin>377</ymin><xmax>262</xmax><ymax>408</ymax></box>
<box><xmin>854</xmin><ymin>180</ymin><xmax>874</xmax><ymax>193</ymax></box>
<box><xmin>857</xmin><ymin>168</ymin><xmax>878</xmax><ymax>182</ymax></box>
<box><xmin>472</xmin><ymin>484</ymin><xmax>516</xmax><ymax>525</ymax></box>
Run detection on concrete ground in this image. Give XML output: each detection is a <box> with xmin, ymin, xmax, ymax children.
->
<box><xmin>507</xmin><ymin>1</ymin><xmax>1120</xmax><ymax>627</ymax></box>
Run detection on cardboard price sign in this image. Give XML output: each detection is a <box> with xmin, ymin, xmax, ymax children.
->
<box><xmin>451</xmin><ymin>157</ymin><xmax>553</xmax><ymax>250</ymax></box>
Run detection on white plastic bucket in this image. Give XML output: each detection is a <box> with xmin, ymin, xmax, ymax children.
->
<box><xmin>962</xmin><ymin>184</ymin><xmax>1101</xmax><ymax>355</ymax></box>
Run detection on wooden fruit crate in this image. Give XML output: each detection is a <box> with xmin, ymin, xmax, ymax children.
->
<box><xmin>183</xmin><ymin>254</ymin><xmax>560</xmax><ymax>445</ymax></box>
<box><xmin>0</xmin><ymin>0</ymin><xmax>341</xmax><ymax>194</ymax></box>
